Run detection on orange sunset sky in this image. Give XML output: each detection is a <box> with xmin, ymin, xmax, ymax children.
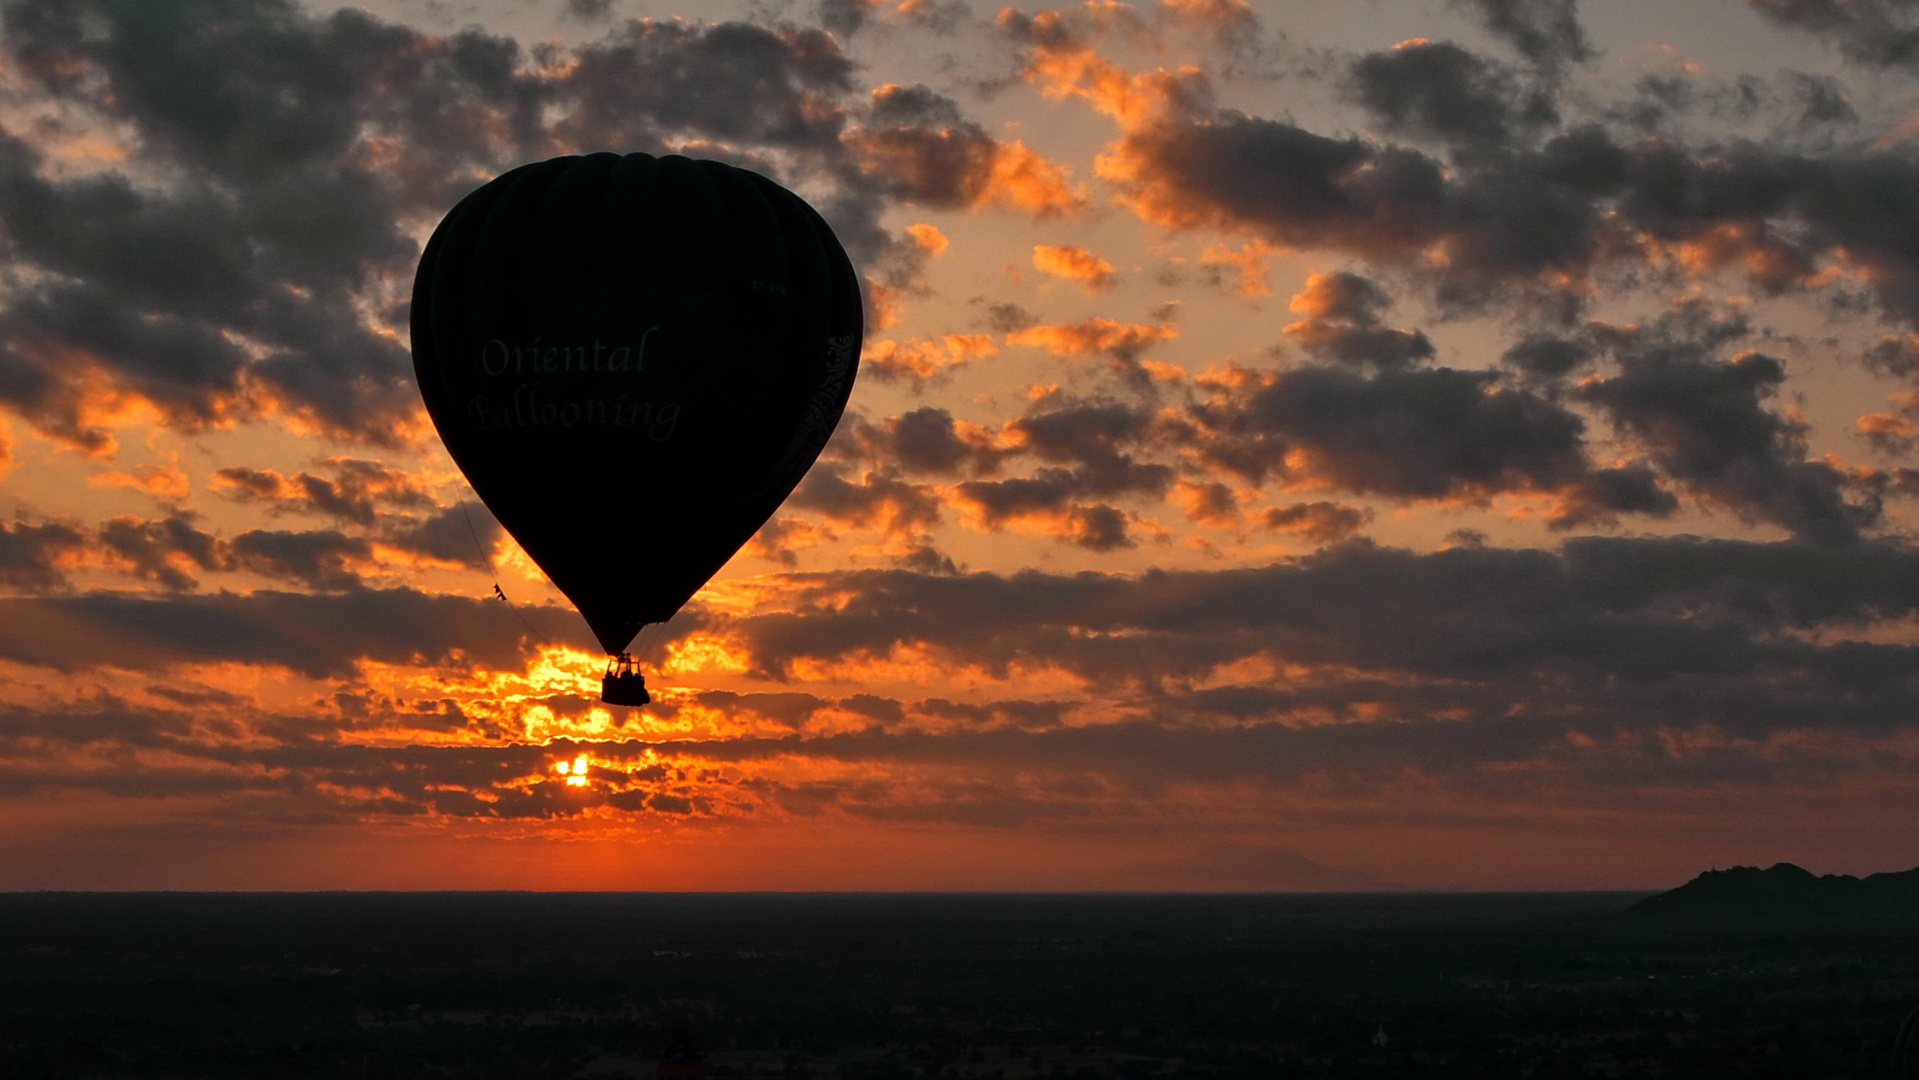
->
<box><xmin>1</xmin><ymin>0</ymin><xmax>1917</xmax><ymax>891</ymax></box>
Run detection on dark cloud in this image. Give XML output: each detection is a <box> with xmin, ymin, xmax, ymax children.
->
<box><xmin>564</xmin><ymin>0</ymin><xmax>614</xmax><ymax>20</ymax></box>
<box><xmin>1007</xmin><ymin>400</ymin><xmax>1175</xmax><ymax>496</ymax></box>
<box><xmin>0</xmin><ymin>518</ymin><xmax>86</xmax><ymax>590</ymax></box>
<box><xmin>1345</xmin><ymin>40</ymin><xmax>1555</xmax><ymax>147</ymax></box>
<box><xmin>843</xmin><ymin>407</ymin><xmax>1005</xmax><ymax>477</ymax></box>
<box><xmin>5</xmin><ymin>534</ymin><xmax>1918</xmax><ymax>822</ymax></box>
<box><xmin>1581</xmin><ymin>308</ymin><xmax>1879</xmax><ymax>544</ymax></box>
<box><xmin>1102</xmin><ymin>64</ymin><xmax>1919</xmax><ymax>322</ymax></box>
<box><xmin>789</xmin><ymin>463</ymin><xmax>943</xmax><ymax>533</ymax></box>
<box><xmin>818</xmin><ymin>0</ymin><xmax>877</xmax><ymax>37</ymax></box>
<box><xmin>1502</xmin><ymin>332</ymin><xmax>1596</xmax><ymax>378</ymax></box>
<box><xmin>0</xmin><ymin>0</ymin><xmax>1027</xmax><ymax>449</ymax></box>
<box><xmin>384</xmin><ymin>501</ymin><xmax>502</xmax><ymax>570</ymax></box>
<box><xmin>1549</xmin><ymin>466</ymin><xmax>1678</xmax><ymax>530</ymax></box>
<box><xmin>228</xmin><ymin>529</ymin><xmax>372</xmax><ymax>591</ymax></box>
<box><xmin>954</xmin><ymin>477</ymin><xmax>1136</xmax><ymax>550</ymax></box>
<box><xmin>0</xmin><ymin>587</ymin><xmax>591</xmax><ymax>677</ymax></box>
<box><xmin>1787</xmin><ymin>71</ymin><xmax>1859</xmax><ymax>128</ymax></box>
<box><xmin>1451</xmin><ymin>0</ymin><xmax>1595</xmax><ymax>74</ymax></box>
<box><xmin>1746</xmin><ymin>0</ymin><xmax>1919</xmax><ymax>71</ymax></box>
<box><xmin>1263</xmin><ymin>501</ymin><xmax>1372</xmax><ymax>543</ymax></box>
<box><xmin>212</xmin><ymin>459</ymin><xmax>432</xmax><ymax>526</ymax></box>
<box><xmin>95</xmin><ymin>515</ymin><xmax>226</xmax><ymax>590</ymax></box>
<box><xmin>843</xmin><ymin>82</ymin><xmax>1083</xmax><ymax>221</ymax></box>
<box><xmin>979</xmin><ymin>300</ymin><xmax>1040</xmax><ymax>333</ymax></box>
<box><xmin>1184</xmin><ymin>363</ymin><xmax>1590</xmax><ymax>499</ymax></box>
<box><xmin>694</xmin><ymin>690</ymin><xmax>829</xmax><ymax>729</ymax></box>
<box><xmin>549</xmin><ymin>19</ymin><xmax>854</xmax><ymax>156</ymax></box>
<box><xmin>719</xmin><ymin>538</ymin><xmax>1919</xmax><ymax>746</ymax></box>
<box><xmin>1</xmin><ymin>500</ymin><xmax>505</xmax><ymax>595</ymax></box>
<box><xmin>0</xmin><ymin>0</ymin><xmax>462</xmax><ymax>443</ymax></box>
<box><xmin>939</xmin><ymin>396</ymin><xmax>1175</xmax><ymax>550</ymax></box>
<box><xmin>1282</xmin><ymin>272</ymin><xmax>1436</xmax><ymax>369</ymax></box>
<box><xmin>1865</xmin><ymin>333</ymin><xmax>1919</xmax><ymax>380</ymax></box>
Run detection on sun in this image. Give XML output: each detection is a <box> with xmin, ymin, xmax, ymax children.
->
<box><xmin>553</xmin><ymin>754</ymin><xmax>591</xmax><ymax>788</ymax></box>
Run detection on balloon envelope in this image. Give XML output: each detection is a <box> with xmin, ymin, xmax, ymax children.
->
<box><xmin>410</xmin><ymin>153</ymin><xmax>862</xmax><ymax>653</ymax></box>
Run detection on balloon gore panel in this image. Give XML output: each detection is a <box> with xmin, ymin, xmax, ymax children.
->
<box><xmin>410</xmin><ymin>154</ymin><xmax>863</xmax><ymax>654</ymax></box>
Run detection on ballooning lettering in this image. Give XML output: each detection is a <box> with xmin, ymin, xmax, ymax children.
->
<box><xmin>465</xmin><ymin>388</ymin><xmax>680</xmax><ymax>439</ymax></box>
<box><xmin>479</xmin><ymin>329</ymin><xmax>660</xmax><ymax>378</ymax></box>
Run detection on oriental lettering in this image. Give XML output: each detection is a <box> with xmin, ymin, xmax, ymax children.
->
<box><xmin>479</xmin><ymin>328</ymin><xmax>660</xmax><ymax>377</ymax></box>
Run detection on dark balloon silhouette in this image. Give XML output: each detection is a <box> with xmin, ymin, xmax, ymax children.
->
<box><xmin>411</xmin><ymin>153</ymin><xmax>861</xmax><ymax>704</ymax></box>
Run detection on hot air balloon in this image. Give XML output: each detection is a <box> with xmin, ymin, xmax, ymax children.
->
<box><xmin>410</xmin><ymin>152</ymin><xmax>862</xmax><ymax>706</ymax></box>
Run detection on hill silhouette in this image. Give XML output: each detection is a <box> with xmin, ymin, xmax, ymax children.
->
<box><xmin>1628</xmin><ymin>862</ymin><xmax>1919</xmax><ymax>921</ymax></box>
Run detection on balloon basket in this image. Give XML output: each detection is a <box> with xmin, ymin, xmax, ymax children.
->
<box><xmin>601</xmin><ymin>654</ymin><xmax>651</xmax><ymax>707</ymax></box>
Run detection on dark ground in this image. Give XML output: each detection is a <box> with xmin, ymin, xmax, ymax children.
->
<box><xmin>1</xmin><ymin>891</ymin><xmax>1915</xmax><ymax>1078</ymax></box>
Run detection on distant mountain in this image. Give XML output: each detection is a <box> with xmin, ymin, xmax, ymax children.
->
<box><xmin>1113</xmin><ymin>844</ymin><xmax>1404</xmax><ymax>893</ymax></box>
<box><xmin>1627</xmin><ymin>862</ymin><xmax>1919</xmax><ymax>921</ymax></box>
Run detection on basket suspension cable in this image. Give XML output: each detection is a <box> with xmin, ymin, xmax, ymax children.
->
<box><xmin>461</xmin><ymin>503</ymin><xmax>554</xmax><ymax>650</ymax></box>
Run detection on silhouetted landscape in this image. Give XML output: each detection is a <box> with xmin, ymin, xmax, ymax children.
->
<box><xmin>4</xmin><ymin>883</ymin><xmax>1918</xmax><ymax>1078</ymax></box>
<box><xmin>1629</xmin><ymin>863</ymin><xmax>1919</xmax><ymax>922</ymax></box>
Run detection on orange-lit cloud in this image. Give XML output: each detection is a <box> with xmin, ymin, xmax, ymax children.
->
<box><xmin>1032</xmin><ymin>243</ymin><xmax>1118</xmax><ymax>291</ymax></box>
<box><xmin>1199</xmin><ymin>240</ymin><xmax>1277</xmax><ymax>296</ymax></box>
<box><xmin>89</xmin><ymin>462</ymin><xmax>191</xmax><ymax>502</ymax></box>
<box><xmin>848</xmin><ymin>85</ymin><xmax>1088</xmax><ymax>219</ymax></box>
<box><xmin>1172</xmin><ymin>479</ymin><xmax>1238</xmax><ymax>526</ymax></box>
<box><xmin>1007</xmin><ymin>317</ymin><xmax>1177</xmax><ymax>360</ymax></box>
<box><xmin>905</xmin><ymin>222</ymin><xmax>950</xmax><ymax>256</ymax></box>
<box><xmin>1858</xmin><ymin>397</ymin><xmax>1919</xmax><ymax>455</ymax></box>
<box><xmin>864</xmin><ymin>334</ymin><xmax>999</xmax><ymax>384</ymax></box>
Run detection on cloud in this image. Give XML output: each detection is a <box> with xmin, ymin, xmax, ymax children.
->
<box><xmin>788</xmin><ymin>463</ymin><xmax>944</xmax><ymax>536</ymax></box>
<box><xmin>1856</xmin><ymin>396</ymin><xmax>1919</xmax><ymax>456</ymax></box>
<box><xmin>842</xmin><ymin>406</ymin><xmax>1006</xmax><ymax>477</ymax></box>
<box><xmin>4</xmin><ymin>532</ymin><xmax>1917</xmax><ymax>829</ymax></box>
<box><xmin>862</xmin><ymin>334</ymin><xmax>999</xmax><ymax>385</ymax></box>
<box><xmin>1263</xmin><ymin>501</ymin><xmax>1372</xmax><ymax>543</ymax></box>
<box><xmin>0</xmin><ymin>0</ymin><xmax>1084</xmax><ymax>453</ymax></box>
<box><xmin>848</xmin><ymin>84</ymin><xmax>1087</xmax><ymax>217</ymax></box>
<box><xmin>1182</xmin><ymin>362</ymin><xmax>1596</xmax><ymax>502</ymax></box>
<box><xmin>0</xmin><ymin>518</ymin><xmax>87</xmax><ymax>590</ymax></box>
<box><xmin>1344</xmin><ymin>39</ymin><xmax>1556</xmax><ymax>147</ymax></box>
<box><xmin>227</xmin><ymin>529</ymin><xmax>374</xmax><ymax>591</ymax></box>
<box><xmin>564</xmin><ymin>0</ymin><xmax>614</xmax><ymax>20</ymax></box>
<box><xmin>1451</xmin><ymin>0</ymin><xmax>1595</xmax><ymax>75</ymax></box>
<box><xmin>88</xmin><ymin>462</ymin><xmax>192</xmax><ymax>503</ymax></box>
<box><xmin>0</xmin><ymin>587</ymin><xmax>589</xmax><ymax>677</ymax></box>
<box><xmin>1580</xmin><ymin>305</ymin><xmax>1879</xmax><ymax>544</ymax></box>
<box><xmin>1032</xmin><ymin>244</ymin><xmax>1118</xmax><ymax>291</ymax></box>
<box><xmin>1006</xmin><ymin>317</ymin><xmax>1179</xmax><ymax>384</ymax></box>
<box><xmin>1746</xmin><ymin>0</ymin><xmax>1919</xmax><ymax>71</ymax></box>
<box><xmin>818</xmin><ymin>0</ymin><xmax>884</xmax><ymax>37</ymax></box>
<box><xmin>953</xmin><ymin>477</ymin><xmax>1138</xmax><ymax>550</ymax></box>
<box><xmin>1502</xmin><ymin>331</ymin><xmax>1597</xmax><ymax>379</ymax></box>
<box><xmin>942</xmin><ymin>395</ymin><xmax>1176</xmax><ymax>550</ymax></box>
<box><xmin>1002</xmin><ymin>16</ymin><xmax>1919</xmax><ymax>324</ymax></box>
<box><xmin>0</xmin><ymin>499</ymin><xmax>503</xmax><ymax>595</ymax></box>
<box><xmin>384</xmin><ymin>500</ymin><xmax>502</xmax><ymax>570</ymax></box>
<box><xmin>715</xmin><ymin>538</ymin><xmax>1919</xmax><ymax>741</ymax></box>
<box><xmin>212</xmin><ymin>458</ymin><xmax>433</xmax><ymax>526</ymax></box>
<box><xmin>1281</xmin><ymin>272</ymin><xmax>1436</xmax><ymax>369</ymax></box>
